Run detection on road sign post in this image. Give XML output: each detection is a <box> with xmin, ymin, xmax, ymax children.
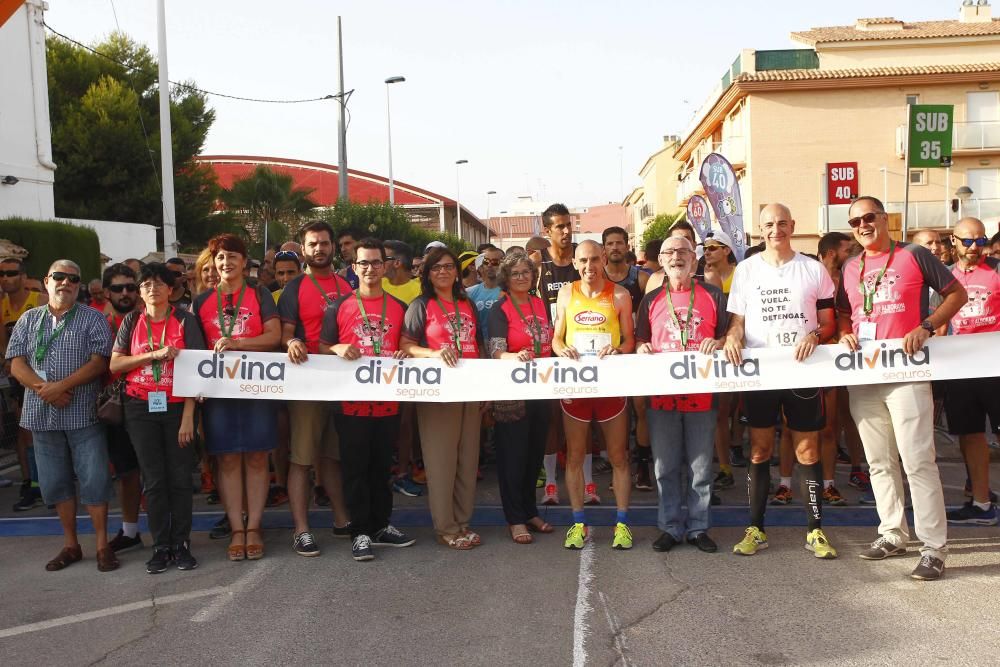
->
<box><xmin>904</xmin><ymin>104</ymin><xmax>954</xmax><ymax>238</ymax></box>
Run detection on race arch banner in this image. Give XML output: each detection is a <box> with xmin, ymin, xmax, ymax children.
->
<box><xmin>172</xmin><ymin>332</ymin><xmax>1000</xmax><ymax>402</ymax></box>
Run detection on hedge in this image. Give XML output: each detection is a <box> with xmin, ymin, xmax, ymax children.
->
<box><xmin>0</xmin><ymin>217</ymin><xmax>102</xmax><ymax>280</ymax></box>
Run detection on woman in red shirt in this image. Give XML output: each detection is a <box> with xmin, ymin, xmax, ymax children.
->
<box><xmin>401</xmin><ymin>247</ymin><xmax>484</xmax><ymax>550</ymax></box>
<box><xmin>192</xmin><ymin>234</ymin><xmax>281</xmax><ymax>562</ymax></box>
<box><xmin>110</xmin><ymin>263</ymin><xmax>206</xmax><ymax>573</ymax></box>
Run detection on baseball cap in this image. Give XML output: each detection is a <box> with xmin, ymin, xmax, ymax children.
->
<box><xmin>704</xmin><ymin>228</ymin><xmax>734</xmax><ymax>250</ymax></box>
<box><xmin>424</xmin><ymin>240</ymin><xmax>447</xmax><ymax>252</ymax></box>
<box><xmin>458</xmin><ymin>251</ymin><xmax>478</xmax><ymax>273</ymax></box>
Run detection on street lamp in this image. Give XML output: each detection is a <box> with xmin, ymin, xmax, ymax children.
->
<box><xmin>955</xmin><ymin>185</ymin><xmax>973</xmax><ymax>218</ymax></box>
<box><xmin>455</xmin><ymin>159</ymin><xmax>468</xmax><ymax>239</ymax></box>
<box><xmin>487</xmin><ymin>190</ymin><xmax>497</xmax><ymax>246</ymax></box>
<box><xmin>384</xmin><ymin>76</ymin><xmax>405</xmax><ymax>205</ymax></box>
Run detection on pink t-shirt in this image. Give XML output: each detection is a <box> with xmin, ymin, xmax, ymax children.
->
<box><xmin>837</xmin><ymin>242</ymin><xmax>956</xmax><ymax>340</ymax></box>
<box><xmin>402</xmin><ymin>295</ymin><xmax>480</xmax><ymax>359</ymax></box>
<box><xmin>488</xmin><ymin>295</ymin><xmax>553</xmax><ymax>356</ymax></box>
<box><xmin>949</xmin><ymin>258</ymin><xmax>1000</xmax><ymax>335</ymax></box>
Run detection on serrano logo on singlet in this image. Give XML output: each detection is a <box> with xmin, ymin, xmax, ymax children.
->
<box><xmin>197</xmin><ymin>353</ymin><xmax>286</xmax><ymax>396</ymax></box>
<box><xmin>573</xmin><ymin>310</ymin><xmax>606</xmax><ymax>326</ymax></box>
<box><xmin>511</xmin><ymin>361</ymin><xmax>598</xmax><ymax>385</ymax></box>
<box><xmin>834</xmin><ymin>343</ymin><xmax>930</xmax><ymax>380</ymax></box>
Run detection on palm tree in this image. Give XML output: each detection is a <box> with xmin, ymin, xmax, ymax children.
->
<box><xmin>220</xmin><ymin>166</ymin><xmax>318</xmax><ymax>249</ymax></box>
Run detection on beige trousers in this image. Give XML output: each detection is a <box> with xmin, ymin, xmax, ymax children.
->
<box><xmin>417</xmin><ymin>402</ymin><xmax>481</xmax><ymax>537</ymax></box>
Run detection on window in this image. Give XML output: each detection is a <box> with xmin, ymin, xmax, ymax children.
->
<box><xmin>906</xmin><ymin>94</ymin><xmax>920</xmax><ymax>106</ymax></box>
<box><xmin>909</xmin><ymin>169</ymin><xmax>926</xmax><ymax>185</ymax></box>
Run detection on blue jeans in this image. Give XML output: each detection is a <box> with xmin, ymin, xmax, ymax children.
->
<box><xmin>648</xmin><ymin>408</ymin><xmax>717</xmax><ymax>540</ymax></box>
<box><xmin>32</xmin><ymin>423</ymin><xmax>113</xmax><ymax>506</ymax></box>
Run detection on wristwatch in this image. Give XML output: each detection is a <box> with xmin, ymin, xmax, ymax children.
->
<box><xmin>919</xmin><ymin>320</ymin><xmax>936</xmax><ymax>337</ymax></box>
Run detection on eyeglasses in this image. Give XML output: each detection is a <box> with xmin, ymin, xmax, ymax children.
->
<box><xmin>847</xmin><ymin>211</ymin><xmax>882</xmax><ymax>229</ymax></box>
<box><xmin>109</xmin><ymin>284</ymin><xmax>138</xmax><ymax>293</ymax></box>
<box><xmin>510</xmin><ymin>270</ymin><xmax>533</xmax><ymax>280</ymax></box>
<box><xmin>954</xmin><ymin>236</ymin><xmax>989</xmax><ymax>248</ymax></box>
<box><xmin>0</xmin><ymin>270</ymin><xmax>22</xmax><ymax>277</ymax></box>
<box><xmin>659</xmin><ymin>249</ymin><xmax>692</xmax><ymax>258</ymax></box>
<box><xmin>49</xmin><ymin>272</ymin><xmax>81</xmax><ymax>284</ymax></box>
<box><xmin>384</xmin><ymin>255</ymin><xmax>398</xmax><ymax>262</ymax></box>
<box><xmin>355</xmin><ymin>260</ymin><xmax>384</xmax><ymax>270</ymax></box>
<box><xmin>139</xmin><ymin>282</ymin><xmax>166</xmax><ymax>291</ymax></box>
<box><xmin>430</xmin><ymin>263</ymin><xmax>457</xmax><ymax>273</ymax></box>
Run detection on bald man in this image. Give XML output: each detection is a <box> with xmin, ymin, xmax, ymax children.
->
<box><xmin>724</xmin><ymin>203</ymin><xmax>838</xmax><ymax>559</ymax></box>
<box><xmin>913</xmin><ymin>229</ymin><xmax>945</xmax><ymax>263</ymax></box>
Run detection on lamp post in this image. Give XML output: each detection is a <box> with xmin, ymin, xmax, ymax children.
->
<box><xmin>384</xmin><ymin>76</ymin><xmax>405</xmax><ymax>205</ymax></box>
<box><xmin>455</xmin><ymin>159</ymin><xmax>468</xmax><ymax>239</ymax></box>
<box><xmin>487</xmin><ymin>190</ymin><xmax>496</xmax><ymax>246</ymax></box>
<box><xmin>956</xmin><ymin>185</ymin><xmax>973</xmax><ymax>219</ymax></box>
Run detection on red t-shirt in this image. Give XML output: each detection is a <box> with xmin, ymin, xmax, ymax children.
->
<box><xmin>320</xmin><ymin>292</ymin><xmax>408</xmax><ymax>417</ymax></box>
<box><xmin>113</xmin><ymin>309</ymin><xmax>207</xmax><ymax>402</ymax></box>
<box><xmin>277</xmin><ymin>272</ymin><xmax>353</xmax><ymax>353</ymax></box>
<box><xmin>487</xmin><ymin>295</ymin><xmax>553</xmax><ymax>356</ymax></box>
<box><xmin>636</xmin><ymin>283</ymin><xmax>728</xmax><ymax>412</ymax></box>
<box><xmin>402</xmin><ymin>295</ymin><xmax>480</xmax><ymax>359</ymax></box>
<box><xmin>193</xmin><ymin>284</ymin><xmax>278</xmax><ymax>348</ymax></box>
<box><xmin>837</xmin><ymin>242</ymin><xmax>955</xmax><ymax>340</ymax></box>
<box><xmin>950</xmin><ymin>258</ymin><xmax>1000</xmax><ymax>335</ymax></box>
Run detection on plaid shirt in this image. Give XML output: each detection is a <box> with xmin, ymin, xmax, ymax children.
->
<box><xmin>5</xmin><ymin>304</ymin><xmax>113</xmax><ymax>432</ymax></box>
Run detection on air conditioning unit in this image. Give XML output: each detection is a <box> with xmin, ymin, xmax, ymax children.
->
<box><xmin>895</xmin><ymin>125</ymin><xmax>906</xmax><ymax>159</ymax></box>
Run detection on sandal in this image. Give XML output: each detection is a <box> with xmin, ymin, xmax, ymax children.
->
<box><xmin>96</xmin><ymin>547</ymin><xmax>120</xmax><ymax>572</ymax></box>
<box><xmin>228</xmin><ymin>529</ymin><xmax>246</xmax><ymax>561</ymax></box>
<box><xmin>527</xmin><ymin>518</ymin><xmax>554</xmax><ymax>534</ymax></box>
<box><xmin>245</xmin><ymin>528</ymin><xmax>264</xmax><ymax>560</ymax></box>
<box><xmin>436</xmin><ymin>533</ymin><xmax>474</xmax><ymax>550</ymax></box>
<box><xmin>462</xmin><ymin>529</ymin><xmax>482</xmax><ymax>547</ymax></box>
<box><xmin>45</xmin><ymin>544</ymin><xmax>83</xmax><ymax>572</ymax></box>
<box><xmin>510</xmin><ymin>525</ymin><xmax>533</xmax><ymax>545</ymax></box>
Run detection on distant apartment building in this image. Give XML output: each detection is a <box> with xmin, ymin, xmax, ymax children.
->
<box><xmin>486</xmin><ymin>196</ymin><xmax>627</xmax><ymax>250</ymax></box>
<box><xmin>624</xmin><ymin>136</ymin><xmax>683</xmax><ymax>244</ymax></box>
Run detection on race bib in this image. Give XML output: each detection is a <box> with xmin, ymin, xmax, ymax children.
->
<box><xmin>768</xmin><ymin>325</ymin><xmax>806</xmax><ymax>348</ymax></box>
<box><xmin>574</xmin><ymin>332</ymin><xmax>613</xmax><ymax>357</ymax></box>
<box><xmin>147</xmin><ymin>391</ymin><xmax>168</xmax><ymax>413</ymax></box>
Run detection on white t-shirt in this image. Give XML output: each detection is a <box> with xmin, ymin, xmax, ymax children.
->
<box><xmin>727</xmin><ymin>252</ymin><xmax>835</xmax><ymax>349</ymax></box>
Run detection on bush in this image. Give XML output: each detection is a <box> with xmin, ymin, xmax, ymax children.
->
<box><xmin>315</xmin><ymin>200</ymin><xmax>470</xmax><ymax>259</ymax></box>
<box><xmin>0</xmin><ymin>217</ymin><xmax>102</xmax><ymax>280</ymax></box>
<box><xmin>640</xmin><ymin>212</ymin><xmax>686</xmax><ymax>250</ymax></box>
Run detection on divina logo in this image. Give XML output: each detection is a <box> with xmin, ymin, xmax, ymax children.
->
<box><xmin>834</xmin><ymin>344</ymin><xmax>929</xmax><ymax>371</ymax></box>
<box><xmin>511</xmin><ymin>361</ymin><xmax>599</xmax><ymax>384</ymax></box>
<box><xmin>198</xmin><ymin>353</ymin><xmax>286</xmax><ymax>381</ymax></box>
<box><xmin>668</xmin><ymin>354</ymin><xmax>760</xmax><ymax>380</ymax></box>
<box><xmin>573</xmin><ymin>310</ymin><xmax>606</xmax><ymax>326</ymax></box>
<box><xmin>356</xmin><ymin>360</ymin><xmax>441</xmax><ymax>385</ymax></box>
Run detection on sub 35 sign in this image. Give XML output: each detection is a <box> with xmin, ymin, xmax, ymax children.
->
<box><xmin>827</xmin><ymin>162</ymin><xmax>858</xmax><ymax>205</ymax></box>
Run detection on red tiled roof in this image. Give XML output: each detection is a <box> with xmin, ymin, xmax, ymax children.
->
<box><xmin>792</xmin><ymin>18</ymin><xmax>1000</xmax><ymax>45</ymax></box>
<box><xmin>736</xmin><ymin>62</ymin><xmax>1000</xmax><ymax>82</ymax></box>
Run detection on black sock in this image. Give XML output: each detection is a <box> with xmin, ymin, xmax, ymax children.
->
<box><xmin>748</xmin><ymin>461</ymin><xmax>770</xmax><ymax>530</ymax></box>
<box><xmin>800</xmin><ymin>462</ymin><xmax>823</xmax><ymax>531</ymax></box>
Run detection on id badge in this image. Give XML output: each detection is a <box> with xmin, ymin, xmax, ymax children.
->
<box><xmin>36</xmin><ymin>370</ymin><xmax>47</xmax><ymax>381</ymax></box>
<box><xmin>147</xmin><ymin>391</ymin><xmax>168</xmax><ymax>413</ymax></box>
<box><xmin>575</xmin><ymin>332</ymin><xmax>612</xmax><ymax>357</ymax></box>
<box><xmin>858</xmin><ymin>321</ymin><xmax>877</xmax><ymax>343</ymax></box>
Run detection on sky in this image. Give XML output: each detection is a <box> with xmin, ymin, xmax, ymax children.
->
<box><xmin>44</xmin><ymin>0</ymin><xmax>955</xmax><ymax>219</ymax></box>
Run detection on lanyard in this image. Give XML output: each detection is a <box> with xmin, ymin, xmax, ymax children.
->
<box><xmin>510</xmin><ymin>295</ymin><xmax>543</xmax><ymax>355</ymax></box>
<box><xmin>355</xmin><ymin>292</ymin><xmax>387</xmax><ymax>355</ymax></box>
<box><xmin>216</xmin><ymin>283</ymin><xmax>247</xmax><ymax>338</ymax></box>
<box><xmin>34</xmin><ymin>305</ymin><xmax>77</xmax><ymax>366</ymax></box>
<box><xmin>434</xmin><ymin>296</ymin><xmax>462</xmax><ymax>351</ymax></box>
<box><xmin>307</xmin><ymin>271</ymin><xmax>341</xmax><ymax>306</ymax></box>
<box><xmin>145</xmin><ymin>308</ymin><xmax>172</xmax><ymax>383</ymax></box>
<box><xmin>859</xmin><ymin>241</ymin><xmax>895</xmax><ymax>316</ymax></box>
<box><xmin>664</xmin><ymin>280</ymin><xmax>696</xmax><ymax>348</ymax></box>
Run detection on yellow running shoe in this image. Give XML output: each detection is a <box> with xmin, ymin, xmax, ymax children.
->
<box><xmin>612</xmin><ymin>522</ymin><xmax>633</xmax><ymax>550</ymax></box>
<box><xmin>564</xmin><ymin>523</ymin><xmax>588</xmax><ymax>550</ymax></box>
<box><xmin>805</xmin><ymin>528</ymin><xmax>838</xmax><ymax>559</ymax></box>
<box><xmin>733</xmin><ymin>526</ymin><xmax>768</xmax><ymax>556</ymax></box>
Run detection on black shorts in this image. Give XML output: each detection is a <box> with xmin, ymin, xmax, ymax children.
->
<box><xmin>743</xmin><ymin>388</ymin><xmax>825</xmax><ymax>432</ymax></box>
<box><xmin>944</xmin><ymin>377</ymin><xmax>1000</xmax><ymax>436</ymax></box>
<box><xmin>106</xmin><ymin>423</ymin><xmax>139</xmax><ymax>476</ymax></box>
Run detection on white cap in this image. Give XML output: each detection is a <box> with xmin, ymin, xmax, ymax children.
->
<box><xmin>424</xmin><ymin>240</ymin><xmax>447</xmax><ymax>252</ymax></box>
<box><xmin>474</xmin><ymin>254</ymin><xmax>486</xmax><ymax>270</ymax></box>
<box><xmin>704</xmin><ymin>228</ymin><xmax>734</xmax><ymax>249</ymax></box>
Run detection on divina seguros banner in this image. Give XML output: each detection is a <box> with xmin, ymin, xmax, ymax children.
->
<box><xmin>171</xmin><ymin>332</ymin><xmax>1000</xmax><ymax>402</ymax></box>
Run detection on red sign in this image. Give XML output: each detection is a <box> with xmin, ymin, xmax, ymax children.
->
<box><xmin>827</xmin><ymin>162</ymin><xmax>858</xmax><ymax>205</ymax></box>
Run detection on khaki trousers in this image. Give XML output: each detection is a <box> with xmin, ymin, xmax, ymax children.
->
<box><xmin>417</xmin><ymin>402</ymin><xmax>481</xmax><ymax>537</ymax></box>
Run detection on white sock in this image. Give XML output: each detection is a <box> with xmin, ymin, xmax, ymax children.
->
<box><xmin>974</xmin><ymin>500</ymin><xmax>992</xmax><ymax>511</ymax></box>
<box><xmin>122</xmin><ymin>521</ymin><xmax>139</xmax><ymax>538</ymax></box>
<box><xmin>584</xmin><ymin>454</ymin><xmax>594</xmax><ymax>485</ymax></box>
<box><xmin>780</xmin><ymin>476</ymin><xmax>792</xmax><ymax>489</ymax></box>
<box><xmin>824</xmin><ymin>479</ymin><xmax>834</xmax><ymax>490</ymax></box>
<box><xmin>599</xmin><ymin>449</ymin><xmax>608</xmax><ymax>461</ymax></box>
<box><xmin>543</xmin><ymin>454</ymin><xmax>558</xmax><ymax>486</ymax></box>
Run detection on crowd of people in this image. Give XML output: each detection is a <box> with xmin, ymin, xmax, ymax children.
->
<box><xmin>1</xmin><ymin>198</ymin><xmax>998</xmax><ymax>581</ymax></box>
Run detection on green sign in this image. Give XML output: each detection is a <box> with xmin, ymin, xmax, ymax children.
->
<box><xmin>908</xmin><ymin>104</ymin><xmax>954</xmax><ymax>168</ymax></box>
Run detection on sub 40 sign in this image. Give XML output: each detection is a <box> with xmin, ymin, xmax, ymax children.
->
<box><xmin>827</xmin><ymin>162</ymin><xmax>858</xmax><ymax>205</ymax></box>
<box><xmin>908</xmin><ymin>104</ymin><xmax>954</xmax><ymax>168</ymax></box>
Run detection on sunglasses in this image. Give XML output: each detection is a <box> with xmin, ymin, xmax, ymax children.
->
<box><xmin>108</xmin><ymin>284</ymin><xmax>138</xmax><ymax>293</ymax></box>
<box><xmin>954</xmin><ymin>236</ymin><xmax>989</xmax><ymax>248</ymax></box>
<box><xmin>482</xmin><ymin>258</ymin><xmax>502</xmax><ymax>266</ymax></box>
<box><xmin>703</xmin><ymin>244</ymin><xmax>726</xmax><ymax>251</ymax></box>
<box><xmin>274</xmin><ymin>251</ymin><xmax>299</xmax><ymax>260</ymax></box>
<box><xmin>169</xmin><ymin>270</ymin><xmax>185</xmax><ymax>277</ymax></box>
<box><xmin>0</xmin><ymin>270</ymin><xmax>22</xmax><ymax>277</ymax></box>
<box><xmin>847</xmin><ymin>211</ymin><xmax>882</xmax><ymax>229</ymax></box>
<box><xmin>49</xmin><ymin>272</ymin><xmax>81</xmax><ymax>284</ymax></box>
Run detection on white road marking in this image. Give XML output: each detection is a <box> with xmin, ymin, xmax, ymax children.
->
<box><xmin>573</xmin><ymin>540</ymin><xmax>596</xmax><ymax>667</ymax></box>
<box><xmin>190</xmin><ymin>560</ymin><xmax>276</xmax><ymax>623</ymax></box>
<box><xmin>598</xmin><ymin>590</ymin><xmax>630</xmax><ymax>666</ymax></box>
<box><xmin>0</xmin><ymin>587</ymin><xmax>227</xmax><ymax>640</ymax></box>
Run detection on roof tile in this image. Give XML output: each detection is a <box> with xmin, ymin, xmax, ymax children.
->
<box><xmin>736</xmin><ymin>62</ymin><xmax>1000</xmax><ymax>82</ymax></box>
<box><xmin>792</xmin><ymin>19</ymin><xmax>1000</xmax><ymax>45</ymax></box>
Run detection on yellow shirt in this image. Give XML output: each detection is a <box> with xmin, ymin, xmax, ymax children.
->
<box><xmin>272</xmin><ymin>288</ymin><xmax>283</xmax><ymax>305</ymax></box>
<box><xmin>2</xmin><ymin>291</ymin><xmax>41</xmax><ymax>329</ymax></box>
<box><xmin>382</xmin><ymin>278</ymin><xmax>421</xmax><ymax>305</ymax></box>
<box><xmin>565</xmin><ymin>281</ymin><xmax>620</xmax><ymax>354</ymax></box>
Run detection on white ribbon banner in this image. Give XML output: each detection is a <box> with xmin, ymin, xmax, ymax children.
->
<box><xmin>172</xmin><ymin>332</ymin><xmax>1000</xmax><ymax>402</ymax></box>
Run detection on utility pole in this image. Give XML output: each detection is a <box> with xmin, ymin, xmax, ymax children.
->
<box><xmin>156</xmin><ymin>0</ymin><xmax>177</xmax><ymax>257</ymax></box>
<box><xmin>337</xmin><ymin>16</ymin><xmax>348</xmax><ymax>201</ymax></box>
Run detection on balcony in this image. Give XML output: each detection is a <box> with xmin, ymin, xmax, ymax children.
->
<box><xmin>954</xmin><ymin>120</ymin><xmax>1000</xmax><ymax>152</ymax></box>
<box><xmin>676</xmin><ymin>165</ymin><xmax>705</xmax><ymax>204</ymax></box>
<box><xmin>712</xmin><ymin>136</ymin><xmax>746</xmax><ymax>168</ymax></box>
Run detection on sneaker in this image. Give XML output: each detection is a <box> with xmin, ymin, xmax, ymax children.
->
<box><xmin>823</xmin><ymin>486</ymin><xmax>847</xmax><ymax>507</ymax></box>
<box><xmin>200</xmin><ymin>470</ymin><xmax>215</xmax><ymax>494</ymax></box>
<box><xmin>770</xmin><ymin>485</ymin><xmax>793</xmax><ymax>505</ymax></box>
<box><xmin>729</xmin><ymin>447</ymin><xmax>748</xmax><ymax>467</ymax></box>
<box><xmin>392</xmin><ymin>474</ymin><xmax>424</xmax><ymax>497</ymax></box>
<box><xmin>634</xmin><ymin>462</ymin><xmax>653</xmax><ymax>491</ymax></box>
<box><xmin>584</xmin><ymin>483</ymin><xmax>601</xmax><ymax>505</ymax></box>
<box><xmin>711</xmin><ymin>492</ymin><xmax>722</xmax><ymax>506</ymax></box>
<box><xmin>205</xmin><ymin>490</ymin><xmax>221</xmax><ymax>505</ymax></box>
<box><xmin>714</xmin><ymin>470</ymin><xmax>735</xmax><ymax>490</ymax></box>
<box><xmin>372</xmin><ymin>524</ymin><xmax>416</xmax><ymax>547</ymax></box>
<box><xmin>411</xmin><ymin>464</ymin><xmax>427</xmax><ymax>485</ymax></box>
<box><xmin>209</xmin><ymin>516</ymin><xmax>232</xmax><ymax>540</ymax></box>
<box><xmin>108</xmin><ymin>529</ymin><xmax>144</xmax><ymax>553</ymax></box>
<box><xmin>266</xmin><ymin>485</ymin><xmax>289</xmax><ymax>507</ymax></box>
<box><xmin>564</xmin><ymin>523</ymin><xmax>588</xmax><ymax>550</ymax></box>
<box><xmin>910</xmin><ymin>554</ymin><xmax>945</xmax><ymax>581</ymax></box>
<box><xmin>962</xmin><ymin>480</ymin><xmax>999</xmax><ymax>503</ymax></box>
<box><xmin>145</xmin><ymin>546</ymin><xmax>173</xmax><ymax>574</ymax></box>
<box><xmin>333</xmin><ymin>522</ymin><xmax>352</xmax><ymax>539</ymax></box>
<box><xmin>858</xmin><ymin>490</ymin><xmax>877</xmax><ymax>505</ymax></box>
<box><xmin>612</xmin><ymin>522</ymin><xmax>633</xmax><ymax>550</ymax></box>
<box><xmin>859</xmin><ymin>536</ymin><xmax>907</xmax><ymax>560</ymax></box>
<box><xmin>947</xmin><ymin>501</ymin><xmax>998</xmax><ymax>526</ymax></box>
<box><xmin>541</xmin><ymin>484</ymin><xmax>559</xmax><ymax>505</ymax></box>
<box><xmin>293</xmin><ymin>531</ymin><xmax>321</xmax><ymax>557</ymax></box>
<box><xmin>314</xmin><ymin>486</ymin><xmax>331</xmax><ymax>507</ymax></box>
<box><xmin>733</xmin><ymin>526</ymin><xmax>768</xmax><ymax>556</ymax></box>
<box><xmin>849</xmin><ymin>470</ymin><xmax>871</xmax><ymax>489</ymax></box>
<box><xmin>12</xmin><ymin>482</ymin><xmax>42</xmax><ymax>512</ymax></box>
<box><xmin>536</xmin><ymin>467</ymin><xmax>546</xmax><ymax>489</ymax></box>
<box><xmin>805</xmin><ymin>528</ymin><xmax>838</xmax><ymax>559</ymax></box>
<box><xmin>352</xmin><ymin>534</ymin><xmax>374</xmax><ymax>561</ymax></box>
<box><xmin>173</xmin><ymin>542</ymin><xmax>198</xmax><ymax>571</ymax></box>
<box><xmin>593</xmin><ymin>457</ymin><xmax>613</xmax><ymax>474</ymax></box>
<box><xmin>836</xmin><ymin>448</ymin><xmax>852</xmax><ymax>465</ymax></box>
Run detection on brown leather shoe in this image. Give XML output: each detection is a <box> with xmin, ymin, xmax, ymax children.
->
<box><xmin>96</xmin><ymin>546</ymin><xmax>120</xmax><ymax>572</ymax></box>
<box><xmin>45</xmin><ymin>544</ymin><xmax>83</xmax><ymax>571</ymax></box>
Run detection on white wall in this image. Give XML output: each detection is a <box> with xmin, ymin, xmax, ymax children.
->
<box><xmin>0</xmin><ymin>1</ymin><xmax>56</xmax><ymax>221</ymax></box>
<box><xmin>59</xmin><ymin>218</ymin><xmax>158</xmax><ymax>264</ymax></box>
